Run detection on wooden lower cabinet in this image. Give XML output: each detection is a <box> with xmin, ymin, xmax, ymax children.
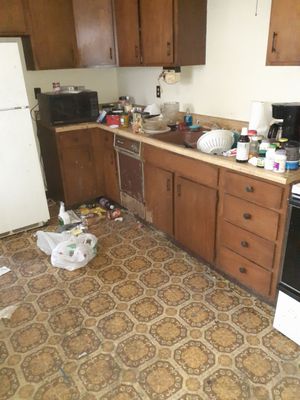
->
<box><xmin>37</xmin><ymin>125</ymin><xmax>110</xmax><ymax>207</ymax></box>
<box><xmin>175</xmin><ymin>176</ymin><xmax>217</xmax><ymax>264</ymax></box>
<box><xmin>144</xmin><ymin>163</ymin><xmax>173</xmax><ymax>236</ymax></box>
<box><xmin>102</xmin><ymin>130</ymin><xmax>120</xmax><ymax>204</ymax></box>
<box><xmin>216</xmin><ymin>169</ymin><xmax>290</xmax><ymax>302</ymax></box>
<box><xmin>144</xmin><ymin>145</ymin><xmax>218</xmax><ymax>264</ymax></box>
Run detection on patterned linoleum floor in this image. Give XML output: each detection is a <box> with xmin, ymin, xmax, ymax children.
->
<box><xmin>0</xmin><ymin>206</ymin><xmax>299</xmax><ymax>400</ymax></box>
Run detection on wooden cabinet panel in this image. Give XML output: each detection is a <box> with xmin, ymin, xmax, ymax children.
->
<box><xmin>103</xmin><ymin>131</ymin><xmax>120</xmax><ymax>203</ymax></box>
<box><xmin>0</xmin><ymin>0</ymin><xmax>27</xmax><ymax>34</ymax></box>
<box><xmin>144</xmin><ymin>163</ymin><xmax>173</xmax><ymax>236</ymax></box>
<box><xmin>143</xmin><ymin>145</ymin><xmax>218</xmax><ymax>188</ymax></box>
<box><xmin>267</xmin><ymin>0</ymin><xmax>300</xmax><ymax>65</ymax></box>
<box><xmin>114</xmin><ymin>0</ymin><xmax>140</xmax><ymax>66</ymax></box>
<box><xmin>114</xmin><ymin>0</ymin><xmax>206</xmax><ymax>66</ymax></box>
<box><xmin>73</xmin><ymin>0</ymin><xmax>116</xmax><ymax>66</ymax></box>
<box><xmin>139</xmin><ymin>0</ymin><xmax>173</xmax><ymax>65</ymax></box>
<box><xmin>219</xmin><ymin>220</ymin><xmax>275</xmax><ymax>270</ymax></box>
<box><xmin>175</xmin><ymin>176</ymin><xmax>217</xmax><ymax>264</ymax></box>
<box><xmin>223</xmin><ymin>194</ymin><xmax>279</xmax><ymax>241</ymax></box>
<box><xmin>58</xmin><ymin>131</ymin><xmax>99</xmax><ymax>205</ymax></box>
<box><xmin>23</xmin><ymin>0</ymin><xmax>77</xmax><ymax>70</ymax></box>
<box><xmin>218</xmin><ymin>247</ymin><xmax>272</xmax><ymax>297</ymax></box>
<box><xmin>223</xmin><ymin>171</ymin><xmax>283</xmax><ymax>209</ymax></box>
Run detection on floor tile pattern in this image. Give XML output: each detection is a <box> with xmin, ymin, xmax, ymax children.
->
<box><xmin>0</xmin><ymin>207</ymin><xmax>299</xmax><ymax>399</ymax></box>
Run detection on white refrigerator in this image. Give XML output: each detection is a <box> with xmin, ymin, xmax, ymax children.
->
<box><xmin>0</xmin><ymin>41</ymin><xmax>49</xmax><ymax>237</ymax></box>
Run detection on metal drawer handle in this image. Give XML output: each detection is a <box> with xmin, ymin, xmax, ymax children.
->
<box><xmin>245</xmin><ymin>186</ymin><xmax>254</xmax><ymax>193</ymax></box>
<box><xmin>243</xmin><ymin>213</ymin><xmax>251</xmax><ymax>220</ymax></box>
<box><xmin>271</xmin><ymin>32</ymin><xmax>278</xmax><ymax>53</ymax></box>
<box><xmin>109</xmin><ymin>47</ymin><xmax>113</xmax><ymax>59</ymax></box>
<box><xmin>167</xmin><ymin>41</ymin><xmax>171</xmax><ymax>56</ymax></box>
<box><xmin>166</xmin><ymin>178</ymin><xmax>171</xmax><ymax>192</ymax></box>
<box><xmin>239</xmin><ymin>267</ymin><xmax>247</xmax><ymax>274</ymax></box>
<box><xmin>116</xmin><ymin>139</ymin><xmax>124</xmax><ymax>146</ymax></box>
<box><xmin>241</xmin><ymin>241</ymin><xmax>249</xmax><ymax>248</ymax></box>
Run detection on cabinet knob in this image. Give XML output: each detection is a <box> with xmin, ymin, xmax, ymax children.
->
<box><xmin>239</xmin><ymin>267</ymin><xmax>247</xmax><ymax>274</ymax></box>
<box><xmin>243</xmin><ymin>213</ymin><xmax>251</xmax><ymax>220</ymax></box>
<box><xmin>135</xmin><ymin>45</ymin><xmax>139</xmax><ymax>59</ymax></box>
<box><xmin>109</xmin><ymin>47</ymin><xmax>113</xmax><ymax>60</ymax></box>
<box><xmin>241</xmin><ymin>241</ymin><xmax>249</xmax><ymax>248</ymax></box>
<box><xmin>245</xmin><ymin>185</ymin><xmax>254</xmax><ymax>193</ymax></box>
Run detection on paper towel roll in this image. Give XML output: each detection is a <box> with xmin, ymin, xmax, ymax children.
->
<box><xmin>248</xmin><ymin>101</ymin><xmax>272</xmax><ymax>137</ymax></box>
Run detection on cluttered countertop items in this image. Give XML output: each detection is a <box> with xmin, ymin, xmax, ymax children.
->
<box><xmin>40</xmin><ymin>91</ymin><xmax>300</xmax><ymax>185</ymax></box>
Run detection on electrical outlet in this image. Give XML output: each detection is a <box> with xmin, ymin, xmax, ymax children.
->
<box><xmin>34</xmin><ymin>87</ymin><xmax>41</xmax><ymax>99</ymax></box>
<box><xmin>156</xmin><ymin>85</ymin><xmax>161</xmax><ymax>98</ymax></box>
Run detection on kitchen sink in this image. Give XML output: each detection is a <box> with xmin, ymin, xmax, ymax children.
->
<box><xmin>153</xmin><ymin>130</ymin><xmax>203</xmax><ymax>149</ymax></box>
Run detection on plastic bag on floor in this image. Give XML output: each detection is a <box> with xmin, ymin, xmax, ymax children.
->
<box><xmin>36</xmin><ymin>231</ymin><xmax>97</xmax><ymax>271</ymax></box>
<box><xmin>36</xmin><ymin>231</ymin><xmax>71</xmax><ymax>255</ymax></box>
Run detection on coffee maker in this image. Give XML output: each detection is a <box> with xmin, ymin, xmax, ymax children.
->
<box><xmin>269</xmin><ymin>103</ymin><xmax>300</xmax><ymax>141</ymax></box>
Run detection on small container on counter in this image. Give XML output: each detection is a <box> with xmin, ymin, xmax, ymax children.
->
<box><xmin>278</xmin><ymin>137</ymin><xmax>288</xmax><ymax>149</ymax></box>
<box><xmin>264</xmin><ymin>146</ymin><xmax>276</xmax><ymax>170</ymax></box>
<box><xmin>273</xmin><ymin>150</ymin><xmax>287</xmax><ymax>173</ymax></box>
<box><xmin>236</xmin><ymin>127</ymin><xmax>250</xmax><ymax>163</ymax></box>
<box><xmin>285</xmin><ymin>141</ymin><xmax>300</xmax><ymax>170</ymax></box>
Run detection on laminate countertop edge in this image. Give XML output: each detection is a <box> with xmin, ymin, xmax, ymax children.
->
<box><xmin>54</xmin><ymin>122</ymin><xmax>300</xmax><ymax>186</ymax></box>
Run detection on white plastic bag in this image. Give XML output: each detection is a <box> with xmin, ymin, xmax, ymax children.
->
<box><xmin>36</xmin><ymin>231</ymin><xmax>71</xmax><ymax>255</ymax></box>
<box><xmin>51</xmin><ymin>233</ymin><xmax>97</xmax><ymax>271</ymax></box>
<box><xmin>36</xmin><ymin>231</ymin><xmax>97</xmax><ymax>271</ymax></box>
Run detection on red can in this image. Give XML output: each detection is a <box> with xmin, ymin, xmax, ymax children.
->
<box><xmin>106</xmin><ymin>114</ymin><xmax>120</xmax><ymax>127</ymax></box>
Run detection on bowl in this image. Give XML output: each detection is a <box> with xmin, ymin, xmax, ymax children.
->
<box><xmin>197</xmin><ymin>130</ymin><xmax>234</xmax><ymax>155</ymax></box>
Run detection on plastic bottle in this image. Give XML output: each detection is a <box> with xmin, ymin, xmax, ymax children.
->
<box><xmin>184</xmin><ymin>108</ymin><xmax>193</xmax><ymax>126</ymax></box>
<box><xmin>264</xmin><ymin>147</ymin><xmax>276</xmax><ymax>170</ymax></box>
<box><xmin>273</xmin><ymin>150</ymin><xmax>287</xmax><ymax>173</ymax></box>
<box><xmin>58</xmin><ymin>201</ymin><xmax>70</xmax><ymax>225</ymax></box>
<box><xmin>98</xmin><ymin>196</ymin><xmax>115</xmax><ymax>210</ymax></box>
<box><xmin>236</xmin><ymin>127</ymin><xmax>250</xmax><ymax>163</ymax></box>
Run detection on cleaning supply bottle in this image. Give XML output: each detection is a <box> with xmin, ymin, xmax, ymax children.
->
<box><xmin>236</xmin><ymin>127</ymin><xmax>250</xmax><ymax>163</ymax></box>
<box><xmin>184</xmin><ymin>108</ymin><xmax>193</xmax><ymax>126</ymax></box>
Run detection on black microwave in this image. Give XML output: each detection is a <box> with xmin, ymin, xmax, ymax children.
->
<box><xmin>37</xmin><ymin>91</ymin><xmax>99</xmax><ymax>126</ymax></box>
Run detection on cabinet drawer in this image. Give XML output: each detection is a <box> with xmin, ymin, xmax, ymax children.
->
<box><xmin>223</xmin><ymin>171</ymin><xmax>283</xmax><ymax>209</ymax></box>
<box><xmin>218</xmin><ymin>246</ymin><xmax>272</xmax><ymax>297</ymax></box>
<box><xmin>143</xmin><ymin>145</ymin><xmax>218</xmax><ymax>188</ymax></box>
<box><xmin>219</xmin><ymin>221</ymin><xmax>275</xmax><ymax>270</ymax></box>
<box><xmin>58</xmin><ymin>131</ymin><xmax>91</xmax><ymax>147</ymax></box>
<box><xmin>223</xmin><ymin>194</ymin><xmax>279</xmax><ymax>241</ymax></box>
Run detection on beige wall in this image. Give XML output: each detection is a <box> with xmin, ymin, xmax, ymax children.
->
<box><xmin>117</xmin><ymin>0</ymin><xmax>300</xmax><ymax>121</ymax></box>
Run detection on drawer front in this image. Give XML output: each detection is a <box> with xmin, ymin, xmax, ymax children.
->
<box><xmin>143</xmin><ymin>145</ymin><xmax>218</xmax><ymax>188</ymax></box>
<box><xmin>219</xmin><ymin>221</ymin><xmax>275</xmax><ymax>270</ymax></box>
<box><xmin>218</xmin><ymin>246</ymin><xmax>272</xmax><ymax>297</ymax></box>
<box><xmin>223</xmin><ymin>171</ymin><xmax>283</xmax><ymax>209</ymax></box>
<box><xmin>223</xmin><ymin>194</ymin><xmax>279</xmax><ymax>241</ymax></box>
<box><xmin>58</xmin><ymin>130</ymin><xmax>90</xmax><ymax>147</ymax></box>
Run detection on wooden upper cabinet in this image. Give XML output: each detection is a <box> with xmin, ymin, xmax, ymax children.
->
<box><xmin>23</xmin><ymin>0</ymin><xmax>78</xmax><ymax>70</ymax></box>
<box><xmin>266</xmin><ymin>0</ymin><xmax>300</xmax><ymax>65</ymax></box>
<box><xmin>73</xmin><ymin>0</ymin><xmax>116</xmax><ymax>66</ymax></box>
<box><xmin>139</xmin><ymin>0</ymin><xmax>174</xmax><ymax>66</ymax></box>
<box><xmin>0</xmin><ymin>0</ymin><xmax>27</xmax><ymax>35</ymax></box>
<box><xmin>114</xmin><ymin>0</ymin><xmax>140</xmax><ymax>66</ymax></box>
<box><xmin>114</xmin><ymin>0</ymin><xmax>207</xmax><ymax>67</ymax></box>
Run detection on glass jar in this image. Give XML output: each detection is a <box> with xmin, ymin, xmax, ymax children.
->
<box><xmin>249</xmin><ymin>136</ymin><xmax>260</xmax><ymax>158</ymax></box>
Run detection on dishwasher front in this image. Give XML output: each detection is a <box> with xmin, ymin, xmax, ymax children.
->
<box><xmin>114</xmin><ymin>134</ymin><xmax>145</xmax><ymax>218</ymax></box>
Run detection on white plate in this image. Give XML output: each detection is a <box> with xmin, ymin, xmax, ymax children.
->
<box><xmin>143</xmin><ymin>127</ymin><xmax>171</xmax><ymax>135</ymax></box>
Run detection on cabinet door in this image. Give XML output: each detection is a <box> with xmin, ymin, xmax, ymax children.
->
<box><xmin>266</xmin><ymin>0</ymin><xmax>300</xmax><ymax>65</ymax></box>
<box><xmin>58</xmin><ymin>130</ymin><xmax>98</xmax><ymax>206</ymax></box>
<box><xmin>175</xmin><ymin>176</ymin><xmax>217</xmax><ymax>263</ymax></box>
<box><xmin>114</xmin><ymin>0</ymin><xmax>140</xmax><ymax>66</ymax></box>
<box><xmin>139</xmin><ymin>0</ymin><xmax>173</xmax><ymax>65</ymax></box>
<box><xmin>23</xmin><ymin>0</ymin><xmax>77</xmax><ymax>70</ymax></box>
<box><xmin>0</xmin><ymin>0</ymin><xmax>27</xmax><ymax>34</ymax></box>
<box><xmin>144</xmin><ymin>163</ymin><xmax>173</xmax><ymax>236</ymax></box>
<box><xmin>73</xmin><ymin>0</ymin><xmax>116</xmax><ymax>66</ymax></box>
<box><xmin>103</xmin><ymin>132</ymin><xmax>120</xmax><ymax>203</ymax></box>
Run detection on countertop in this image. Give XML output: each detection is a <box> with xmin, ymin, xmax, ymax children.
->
<box><xmin>54</xmin><ymin>122</ymin><xmax>300</xmax><ymax>186</ymax></box>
